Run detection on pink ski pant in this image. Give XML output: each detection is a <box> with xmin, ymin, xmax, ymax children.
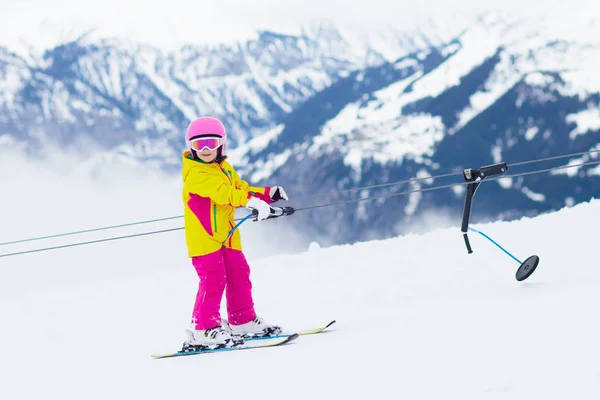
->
<box><xmin>191</xmin><ymin>248</ymin><xmax>256</xmax><ymax>330</ymax></box>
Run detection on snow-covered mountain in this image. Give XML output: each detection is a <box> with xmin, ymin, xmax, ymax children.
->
<box><xmin>231</xmin><ymin>13</ymin><xmax>600</xmax><ymax>245</ymax></box>
<box><xmin>1</xmin><ymin>12</ymin><xmax>599</xmax><ymax>246</ymax></box>
<box><xmin>0</xmin><ymin>18</ymin><xmax>468</xmax><ymax>162</ymax></box>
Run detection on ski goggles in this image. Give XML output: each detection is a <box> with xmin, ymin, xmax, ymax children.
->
<box><xmin>189</xmin><ymin>137</ymin><xmax>222</xmax><ymax>152</ymax></box>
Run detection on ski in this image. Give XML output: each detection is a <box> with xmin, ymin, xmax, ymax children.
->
<box><xmin>245</xmin><ymin>319</ymin><xmax>336</xmax><ymax>341</ymax></box>
<box><xmin>151</xmin><ymin>333</ymin><xmax>298</xmax><ymax>359</ymax></box>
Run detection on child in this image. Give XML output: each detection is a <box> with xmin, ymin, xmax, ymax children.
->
<box><xmin>181</xmin><ymin>116</ymin><xmax>288</xmax><ymax>348</ymax></box>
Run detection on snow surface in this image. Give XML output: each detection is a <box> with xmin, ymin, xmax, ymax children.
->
<box><xmin>1</xmin><ymin>150</ymin><xmax>600</xmax><ymax>399</ymax></box>
<box><xmin>566</xmin><ymin>107</ymin><xmax>600</xmax><ymax>139</ymax></box>
<box><xmin>314</xmin><ymin>76</ymin><xmax>447</xmax><ymax>175</ymax></box>
<box><xmin>228</xmin><ymin>124</ymin><xmax>285</xmax><ymax>168</ymax></box>
<box><xmin>524</xmin><ymin>126</ymin><xmax>539</xmax><ymax>141</ymax></box>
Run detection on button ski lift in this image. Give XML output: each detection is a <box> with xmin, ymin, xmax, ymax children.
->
<box><xmin>461</xmin><ymin>162</ymin><xmax>539</xmax><ymax>281</ymax></box>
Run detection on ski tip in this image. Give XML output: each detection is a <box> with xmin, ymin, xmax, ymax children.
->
<box><xmin>325</xmin><ymin>320</ymin><xmax>336</xmax><ymax>329</ymax></box>
<box><xmin>286</xmin><ymin>333</ymin><xmax>300</xmax><ymax>343</ymax></box>
<box><xmin>151</xmin><ymin>353</ymin><xmax>172</xmax><ymax>359</ymax></box>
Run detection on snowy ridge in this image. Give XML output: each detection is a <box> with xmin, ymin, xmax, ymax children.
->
<box><xmin>0</xmin><ymin>20</ymin><xmax>471</xmax><ymax>160</ymax></box>
<box><xmin>225</xmin><ymin>13</ymin><xmax>599</xmax><ymax>245</ymax></box>
<box><xmin>269</xmin><ymin>13</ymin><xmax>600</xmax><ymax>174</ymax></box>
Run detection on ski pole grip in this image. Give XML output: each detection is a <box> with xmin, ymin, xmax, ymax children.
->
<box><xmin>251</xmin><ymin>206</ymin><xmax>295</xmax><ymax>220</ymax></box>
<box><xmin>251</xmin><ymin>207</ymin><xmax>282</xmax><ymax>220</ymax></box>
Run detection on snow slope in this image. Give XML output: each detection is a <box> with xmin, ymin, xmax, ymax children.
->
<box><xmin>0</xmin><ymin>151</ymin><xmax>599</xmax><ymax>399</ymax></box>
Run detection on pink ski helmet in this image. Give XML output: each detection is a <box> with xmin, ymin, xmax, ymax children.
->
<box><xmin>185</xmin><ymin>116</ymin><xmax>227</xmax><ymax>154</ymax></box>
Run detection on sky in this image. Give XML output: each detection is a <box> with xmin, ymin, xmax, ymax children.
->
<box><xmin>0</xmin><ymin>0</ymin><xmax>597</xmax><ymax>53</ymax></box>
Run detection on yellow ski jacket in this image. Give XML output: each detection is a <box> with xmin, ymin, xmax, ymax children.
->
<box><xmin>181</xmin><ymin>151</ymin><xmax>272</xmax><ymax>257</ymax></box>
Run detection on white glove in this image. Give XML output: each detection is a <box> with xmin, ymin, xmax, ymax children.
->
<box><xmin>269</xmin><ymin>186</ymin><xmax>288</xmax><ymax>201</ymax></box>
<box><xmin>246</xmin><ymin>197</ymin><xmax>271</xmax><ymax>220</ymax></box>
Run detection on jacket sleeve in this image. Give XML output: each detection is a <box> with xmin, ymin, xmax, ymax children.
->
<box><xmin>232</xmin><ymin>168</ymin><xmax>273</xmax><ymax>204</ymax></box>
<box><xmin>187</xmin><ymin>170</ymin><xmax>251</xmax><ymax>207</ymax></box>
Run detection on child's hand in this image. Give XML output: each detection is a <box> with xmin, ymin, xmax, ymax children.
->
<box><xmin>246</xmin><ymin>197</ymin><xmax>271</xmax><ymax>220</ymax></box>
<box><xmin>269</xmin><ymin>186</ymin><xmax>288</xmax><ymax>201</ymax></box>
